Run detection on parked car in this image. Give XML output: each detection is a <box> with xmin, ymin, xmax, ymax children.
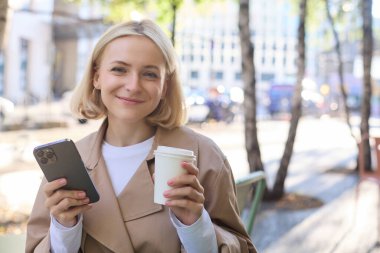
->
<box><xmin>0</xmin><ymin>96</ymin><xmax>15</xmax><ymax>121</ymax></box>
<box><xmin>185</xmin><ymin>86</ymin><xmax>239</xmax><ymax>124</ymax></box>
<box><xmin>184</xmin><ymin>87</ymin><xmax>210</xmax><ymax>123</ymax></box>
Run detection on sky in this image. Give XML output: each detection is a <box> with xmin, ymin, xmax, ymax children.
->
<box><xmin>374</xmin><ymin>0</ymin><xmax>380</xmax><ymax>18</ymax></box>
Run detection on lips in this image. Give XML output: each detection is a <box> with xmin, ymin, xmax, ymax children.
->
<box><xmin>116</xmin><ymin>96</ymin><xmax>144</xmax><ymax>104</ymax></box>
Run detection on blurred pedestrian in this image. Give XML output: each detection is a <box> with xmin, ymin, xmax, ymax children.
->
<box><xmin>206</xmin><ymin>87</ymin><xmax>223</xmax><ymax>122</ymax></box>
<box><xmin>26</xmin><ymin>19</ymin><xmax>256</xmax><ymax>253</ymax></box>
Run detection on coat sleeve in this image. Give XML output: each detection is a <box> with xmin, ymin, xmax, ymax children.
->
<box><xmin>204</xmin><ymin>157</ymin><xmax>257</xmax><ymax>253</ymax></box>
<box><xmin>25</xmin><ymin>177</ymin><xmax>52</xmax><ymax>253</ymax></box>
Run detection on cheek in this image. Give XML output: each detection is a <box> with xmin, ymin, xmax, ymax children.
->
<box><xmin>97</xmin><ymin>75</ymin><xmax>120</xmax><ymax>91</ymax></box>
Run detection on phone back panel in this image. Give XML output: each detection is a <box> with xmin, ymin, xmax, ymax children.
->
<box><xmin>33</xmin><ymin>139</ymin><xmax>99</xmax><ymax>203</ymax></box>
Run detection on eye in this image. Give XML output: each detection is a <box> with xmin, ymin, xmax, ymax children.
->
<box><xmin>110</xmin><ymin>66</ymin><xmax>127</xmax><ymax>74</ymax></box>
<box><xmin>143</xmin><ymin>72</ymin><xmax>159</xmax><ymax>79</ymax></box>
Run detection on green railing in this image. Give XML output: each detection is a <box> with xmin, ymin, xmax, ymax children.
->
<box><xmin>235</xmin><ymin>171</ymin><xmax>266</xmax><ymax>235</ymax></box>
<box><xmin>0</xmin><ymin>233</ymin><xmax>26</xmax><ymax>252</ymax></box>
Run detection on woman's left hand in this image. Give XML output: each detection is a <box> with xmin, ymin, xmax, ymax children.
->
<box><xmin>164</xmin><ymin>162</ymin><xmax>205</xmax><ymax>225</ymax></box>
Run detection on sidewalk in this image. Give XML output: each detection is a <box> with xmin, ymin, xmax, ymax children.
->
<box><xmin>262</xmin><ymin>180</ymin><xmax>380</xmax><ymax>253</ymax></box>
<box><xmin>248</xmin><ymin>116</ymin><xmax>380</xmax><ymax>252</ymax></box>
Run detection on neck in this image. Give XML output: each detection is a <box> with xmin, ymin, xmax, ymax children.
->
<box><xmin>105</xmin><ymin>118</ymin><xmax>155</xmax><ymax>147</ymax></box>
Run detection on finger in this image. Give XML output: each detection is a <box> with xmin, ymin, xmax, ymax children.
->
<box><xmin>45</xmin><ymin>190</ymin><xmax>87</xmax><ymax>209</ymax></box>
<box><xmin>51</xmin><ymin>197</ymin><xmax>90</xmax><ymax>216</ymax></box>
<box><xmin>180</xmin><ymin>162</ymin><xmax>199</xmax><ymax>176</ymax></box>
<box><xmin>168</xmin><ymin>174</ymin><xmax>204</xmax><ymax>194</ymax></box>
<box><xmin>166</xmin><ymin>198</ymin><xmax>203</xmax><ymax>212</ymax></box>
<box><xmin>43</xmin><ymin>178</ymin><xmax>67</xmax><ymax>197</ymax></box>
<box><xmin>164</xmin><ymin>186</ymin><xmax>205</xmax><ymax>204</ymax></box>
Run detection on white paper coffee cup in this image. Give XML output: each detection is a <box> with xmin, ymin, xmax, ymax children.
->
<box><xmin>154</xmin><ymin>146</ymin><xmax>196</xmax><ymax>205</ymax></box>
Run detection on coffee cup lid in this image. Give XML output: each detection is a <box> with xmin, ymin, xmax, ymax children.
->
<box><xmin>154</xmin><ymin>146</ymin><xmax>194</xmax><ymax>157</ymax></box>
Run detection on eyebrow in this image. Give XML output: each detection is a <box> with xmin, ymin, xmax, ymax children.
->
<box><xmin>110</xmin><ymin>61</ymin><xmax>161</xmax><ymax>71</ymax></box>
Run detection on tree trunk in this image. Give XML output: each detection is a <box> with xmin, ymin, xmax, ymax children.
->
<box><xmin>325</xmin><ymin>0</ymin><xmax>355</xmax><ymax>140</ymax></box>
<box><xmin>170</xmin><ymin>0</ymin><xmax>177</xmax><ymax>46</ymax></box>
<box><xmin>361</xmin><ymin>0</ymin><xmax>373</xmax><ymax>171</ymax></box>
<box><xmin>268</xmin><ymin>0</ymin><xmax>307</xmax><ymax>200</ymax></box>
<box><xmin>0</xmin><ymin>0</ymin><xmax>7</xmax><ymax>48</ymax></box>
<box><xmin>238</xmin><ymin>0</ymin><xmax>264</xmax><ymax>173</ymax></box>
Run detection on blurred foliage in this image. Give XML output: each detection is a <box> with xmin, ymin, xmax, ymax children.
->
<box><xmin>287</xmin><ymin>0</ymin><xmax>365</xmax><ymax>52</ymax></box>
<box><xmin>68</xmin><ymin>0</ymin><xmax>214</xmax><ymax>38</ymax></box>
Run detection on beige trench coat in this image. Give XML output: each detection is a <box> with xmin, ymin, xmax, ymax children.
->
<box><xmin>26</xmin><ymin>120</ymin><xmax>257</xmax><ymax>253</ymax></box>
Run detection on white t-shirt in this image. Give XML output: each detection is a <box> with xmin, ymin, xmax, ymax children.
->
<box><xmin>102</xmin><ymin>137</ymin><xmax>154</xmax><ymax>195</ymax></box>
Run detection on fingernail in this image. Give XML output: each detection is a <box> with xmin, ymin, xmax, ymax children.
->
<box><xmin>59</xmin><ymin>179</ymin><xmax>66</xmax><ymax>185</ymax></box>
<box><xmin>167</xmin><ymin>180</ymin><xmax>174</xmax><ymax>186</ymax></box>
<box><xmin>163</xmin><ymin>191</ymin><xmax>170</xmax><ymax>197</ymax></box>
<box><xmin>78</xmin><ymin>192</ymin><xmax>86</xmax><ymax>198</ymax></box>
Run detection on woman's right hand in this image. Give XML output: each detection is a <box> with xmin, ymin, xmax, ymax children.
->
<box><xmin>43</xmin><ymin>178</ymin><xmax>92</xmax><ymax>227</ymax></box>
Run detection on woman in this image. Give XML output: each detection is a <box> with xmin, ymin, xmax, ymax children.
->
<box><xmin>26</xmin><ymin>19</ymin><xmax>257</xmax><ymax>253</ymax></box>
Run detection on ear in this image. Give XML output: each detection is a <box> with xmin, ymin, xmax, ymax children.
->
<box><xmin>93</xmin><ymin>71</ymin><xmax>100</xmax><ymax>89</ymax></box>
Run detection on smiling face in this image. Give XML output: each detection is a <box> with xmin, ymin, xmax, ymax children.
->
<box><xmin>93</xmin><ymin>35</ymin><xmax>167</xmax><ymax>126</ymax></box>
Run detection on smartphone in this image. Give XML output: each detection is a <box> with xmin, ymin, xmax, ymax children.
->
<box><xmin>33</xmin><ymin>139</ymin><xmax>100</xmax><ymax>203</ymax></box>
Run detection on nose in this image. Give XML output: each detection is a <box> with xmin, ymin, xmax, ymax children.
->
<box><xmin>124</xmin><ymin>72</ymin><xmax>140</xmax><ymax>91</ymax></box>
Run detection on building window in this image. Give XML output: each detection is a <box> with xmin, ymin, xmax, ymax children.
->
<box><xmin>214</xmin><ymin>71</ymin><xmax>223</xmax><ymax>80</ymax></box>
<box><xmin>191</xmin><ymin>71</ymin><xmax>199</xmax><ymax>79</ymax></box>
<box><xmin>261</xmin><ymin>73</ymin><xmax>274</xmax><ymax>81</ymax></box>
<box><xmin>235</xmin><ymin>72</ymin><xmax>242</xmax><ymax>80</ymax></box>
<box><xmin>20</xmin><ymin>39</ymin><xmax>29</xmax><ymax>95</ymax></box>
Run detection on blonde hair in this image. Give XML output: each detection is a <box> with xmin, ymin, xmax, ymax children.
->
<box><xmin>70</xmin><ymin>19</ymin><xmax>187</xmax><ymax>129</ymax></box>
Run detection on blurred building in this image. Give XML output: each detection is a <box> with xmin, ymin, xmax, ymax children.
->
<box><xmin>0</xmin><ymin>0</ymin><xmax>106</xmax><ymax>104</ymax></box>
<box><xmin>315</xmin><ymin>0</ymin><xmax>380</xmax><ymax>116</ymax></box>
<box><xmin>1</xmin><ymin>0</ymin><xmax>378</xmax><ymax>116</ymax></box>
<box><xmin>176</xmin><ymin>0</ymin><xmax>300</xmax><ymax>90</ymax></box>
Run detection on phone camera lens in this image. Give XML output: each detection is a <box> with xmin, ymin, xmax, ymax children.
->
<box><xmin>46</xmin><ymin>152</ymin><xmax>54</xmax><ymax>159</ymax></box>
<box><xmin>40</xmin><ymin>157</ymin><xmax>48</xmax><ymax>164</ymax></box>
<box><xmin>36</xmin><ymin>150</ymin><xmax>44</xmax><ymax>157</ymax></box>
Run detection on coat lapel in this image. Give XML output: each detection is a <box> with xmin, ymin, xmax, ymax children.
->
<box><xmin>117</xmin><ymin>161</ymin><xmax>162</xmax><ymax>221</ymax></box>
<box><xmin>77</xmin><ymin>120</ymin><xmax>135</xmax><ymax>253</ymax></box>
<box><xmin>83</xmin><ymin>158</ymin><xmax>135</xmax><ymax>253</ymax></box>
<box><xmin>110</xmin><ymin>126</ymin><xmax>200</xmax><ymax>222</ymax></box>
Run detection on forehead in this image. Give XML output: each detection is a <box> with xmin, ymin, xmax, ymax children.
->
<box><xmin>100</xmin><ymin>35</ymin><xmax>166</xmax><ymax>67</ymax></box>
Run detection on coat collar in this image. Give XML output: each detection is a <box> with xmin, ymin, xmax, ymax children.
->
<box><xmin>82</xmin><ymin>119</ymin><xmax>199</xmax><ymax>169</ymax></box>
